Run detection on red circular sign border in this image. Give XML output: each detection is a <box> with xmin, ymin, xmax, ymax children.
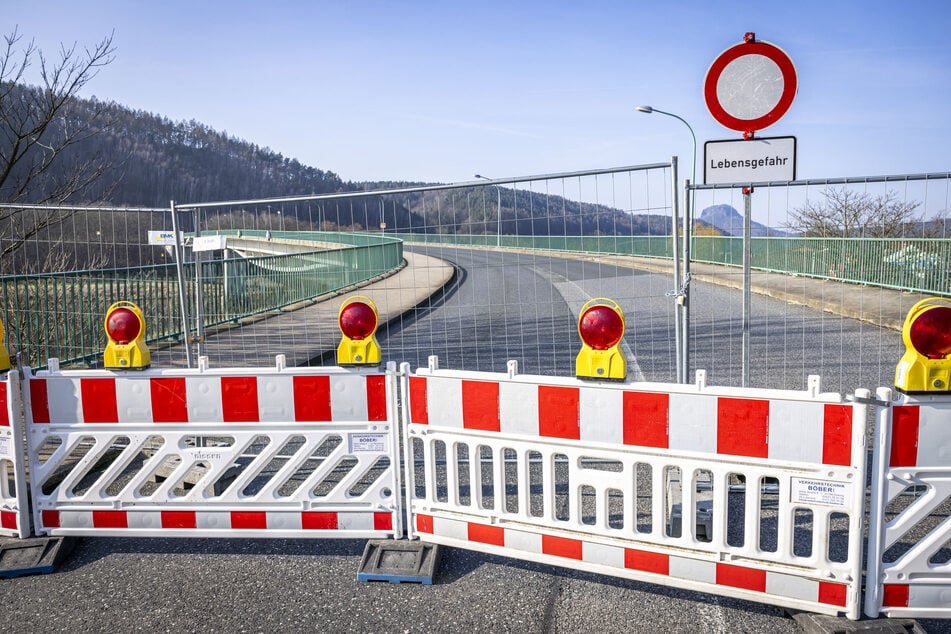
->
<box><xmin>704</xmin><ymin>40</ymin><xmax>797</xmax><ymax>133</ymax></box>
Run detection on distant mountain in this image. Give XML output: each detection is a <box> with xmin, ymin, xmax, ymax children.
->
<box><xmin>699</xmin><ymin>204</ymin><xmax>787</xmax><ymax>237</ymax></box>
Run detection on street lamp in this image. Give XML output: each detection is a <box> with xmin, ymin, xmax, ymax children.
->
<box><xmin>474</xmin><ymin>174</ymin><xmax>502</xmax><ymax>248</ymax></box>
<box><xmin>636</xmin><ymin>105</ymin><xmax>697</xmax><ymax>384</ymax></box>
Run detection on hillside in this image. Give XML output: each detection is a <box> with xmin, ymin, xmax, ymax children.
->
<box><xmin>1</xmin><ymin>83</ymin><xmax>678</xmax><ymax>238</ymax></box>
<box><xmin>699</xmin><ymin>204</ymin><xmax>787</xmax><ymax>237</ymax></box>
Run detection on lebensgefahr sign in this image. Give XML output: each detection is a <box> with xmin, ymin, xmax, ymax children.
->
<box><xmin>704</xmin><ymin>136</ymin><xmax>796</xmax><ymax>184</ymax></box>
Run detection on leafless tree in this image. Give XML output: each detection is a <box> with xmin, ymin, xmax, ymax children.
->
<box><xmin>0</xmin><ymin>27</ymin><xmax>116</xmax><ymax>270</ymax></box>
<box><xmin>785</xmin><ymin>188</ymin><xmax>923</xmax><ymax>238</ymax></box>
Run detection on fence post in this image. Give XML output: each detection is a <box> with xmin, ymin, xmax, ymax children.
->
<box><xmin>169</xmin><ymin>200</ymin><xmax>194</xmax><ymax>368</ymax></box>
<box><xmin>670</xmin><ymin>156</ymin><xmax>683</xmax><ymax>383</ymax></box>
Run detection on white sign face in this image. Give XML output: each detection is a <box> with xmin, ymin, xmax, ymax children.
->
<box><xmin>790</xmin><ymin>477</ymin><xmax>852</xmax><ymax>508</ymax></box>
<box><xmin>349</xmin><ymin>432</ymin><xmax>387</xmax><ymax>453</ymax></box>
<box><xmin>192</xmin><ymin>234</ymin><xmax>228</xmax><ymax>252</ymax></box>
<box><xmin>0</xmin><ymin>435</ymin><xmax>10</xmax><ymax>458</ymax></box>
<box><xmin>704</xmin><ymin>136</ymin><xmax>796</xmax><ymax>184</ymax></box>
<box><xmin>147</xmin><ymin>230</ymin><xmax>182</xmax><ymax>246</ymax></box>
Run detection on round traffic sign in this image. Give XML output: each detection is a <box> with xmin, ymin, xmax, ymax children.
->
<box><xmin>704</xmin><ymin>38</ymin><xmax>797</xmax><ymax>134</ymax></box>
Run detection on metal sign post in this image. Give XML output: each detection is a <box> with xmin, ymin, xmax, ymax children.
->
<box><xmin>742</xmin><ymin>187</ymin><xmax>753</xmax><ymax>387</ymax></box>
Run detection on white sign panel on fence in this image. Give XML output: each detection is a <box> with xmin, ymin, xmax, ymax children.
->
<box><xmin>704</xmin><ymin>136</ymin><xmax>797</xmax><ymax>184</ymax></box>
<box><xmin>147</xmin><ymin>230</ymin><xmax>182</xmax><ymax>245</ymax></box>
<box><xmin>192</xmin><ymin>234</ymin><xmax>228</xmax><ymax>252</ymax></box>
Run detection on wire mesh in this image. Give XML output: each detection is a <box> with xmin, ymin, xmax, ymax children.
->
<box><xmin>688</xmin><ymin>173</ymin><xmax>950</xmax><ymax>393</ymax></box>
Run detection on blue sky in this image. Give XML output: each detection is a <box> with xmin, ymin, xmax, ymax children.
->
<box><xmin>5</xmin><ymin>1</ymin><xmax>951</xmax><ymax>185</ymax></box>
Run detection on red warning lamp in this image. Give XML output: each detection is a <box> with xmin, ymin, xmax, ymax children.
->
<box><xmin>103</xmin><ymin>301</ymin><xmax>150</xmax><ymax>369</ymax></box>
<box><xmin>909</xmin><ymin>306</ymin><xmax>951</xmax><ymax>359</ymax></box>
<box><xmin>337</xmin><ymin>296</ymin><xmax>381</xmax><ymax>365</ymax></box>
<box><xmin>895</xmin><ymin>297</ymin><xmax>951</xmax><ymax>393</ymax></box>
<box><xmin>106</xmin><ymin>307</ymin><xmax>142</xmax><ymax>344</ymax></box>
<box><xmin>579</xmin><ymin>304</ymin><xmax>625</xmax><ymax>350</ymax></box>
<box><xmin>339</xmin><ymin>301</ymin><xmax>377</xmax><ymax>341</ymax></box>
<box><xmin>576</xmin><ymin>298</ymin><xmax>627</xmax><ymax>381</ymax></box>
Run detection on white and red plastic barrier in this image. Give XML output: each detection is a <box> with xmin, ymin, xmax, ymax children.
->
<box><xmin>402</xmin><ymin>358</ymin><xmax>869</xmax><ymax>619</ymax></box>
<box><xmin>866</xmin><ymin>388</ymin><xmax>951</xmax><ymax>619</ymax></box>
<box><xmin>0</xmin><ymin>369</ymin><xmax>29</xmax><ymax>537</ymax></box>
<box><xmin>22</xmin><ymin>357</ymin><xmax>402</xmax><ymax>540</ymax></box>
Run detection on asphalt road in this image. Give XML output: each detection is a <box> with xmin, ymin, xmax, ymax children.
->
<box><xmin>0</xmin><ymin>246</ymin><xmax>934</xmax><ymax>633</ymax></box>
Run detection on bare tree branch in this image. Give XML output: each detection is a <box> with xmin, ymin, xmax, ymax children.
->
<box><xmin>0</xmin><ymin>27</ymin><xmax>116</xmax><ymax>272</ymax></box>
<box><xmin>785</xmin><ymin>187</ymin><xmax>926</xmax><ymax>238</ymax></box>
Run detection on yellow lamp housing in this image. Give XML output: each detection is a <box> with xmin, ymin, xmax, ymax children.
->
<box><xmin>0</xmin><ymin>317</ymin><xmax>10</xmax><ymax>372</ymax></box>
<box><xmin>336</xmin><ymin>296</ymin><xmax>381</xmax><ymax>365</ymax></box>
<box><xmin>895</xmin><ymin>297</ymin><xmax>951</xmax><ymax>394</ymax></box>
<box><xmin>575</xmin><ymin>298</ymin><xmax>627</xmax><ymax>381</ymax></box>
<box><xmin>103</xmin><ymin>301</ymin><xmax>151</xmax><ymax>369</ymax></box>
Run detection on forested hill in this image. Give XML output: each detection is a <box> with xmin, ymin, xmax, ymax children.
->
<box><xmin>3</xmin><ymin>83</ymin><xmax>678</xmax><ymax>236</ymax></box>
<box><xmin>49</xmin><ymin>93</ymin><xmax>351</xmax><ymax>206</ymax></box>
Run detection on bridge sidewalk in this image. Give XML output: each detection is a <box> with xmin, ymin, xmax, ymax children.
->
<box><xmin>150</xmin><ymin>251</ymin><xmax>454</xmax><ymax>368</ymax></box>
<box><xmin>553</xmin><ymin>251</ymin><xmax>931</xmax><ymax>332</ymax></box>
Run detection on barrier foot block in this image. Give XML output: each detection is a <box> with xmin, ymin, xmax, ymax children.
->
<box><xmin>357</xmin><ymin>539</ymin><xmax>441</xmax><ymax>584</ymax></box>
<box><xmin>787</xmin><ymin>611</ymin><xmax>926</xmax><ymax>634</ymax></box>
<box><xmin>0</xmin><ymin>536</ymin><xmax>76</xmax><ymax>579</ymax></box>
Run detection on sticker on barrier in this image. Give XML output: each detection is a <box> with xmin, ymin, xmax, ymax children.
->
<box><xmin>0</xmin><ymin>370</ymin><xmax>29</xmax><ymax>538</ymax></box>
<box><xmin>865</xmin><ymin>388</ymin><xmax>951</xmax><ymax>619</ymax></box>
<box><xmin>22</xmin><ymin>358</ymin><xmax>402</xmax><ymax>539</ymax></box>
<box><xmin>402</xmin><ymin>358</ymin><xmax>869</xmax><ymax>620</ymax></box>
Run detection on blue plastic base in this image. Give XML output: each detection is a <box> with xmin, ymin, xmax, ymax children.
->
<box><xmin>0</xmin><ymin>536</ymin><xmax>75</xmax><ymax>578</ymax></box>
<box><xmin>357</xmin><ymin>539</ymin><xmax>440</xmax><ymax>585</ymax></box>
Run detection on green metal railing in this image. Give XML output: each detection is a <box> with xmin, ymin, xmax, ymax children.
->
<box><xmin>1</xmin><ymin>232</ymin><xmax>402</xmax><ymax>368</ymax></box>
<box><xmin>391</xmin><ymin>232</ymin><xmax>950</xmax><ymax>296</ymax></box>
<box><xmin>387</xmin><ymin>232</ymin><xmax>675</xmax><ymax>258</ymax></box>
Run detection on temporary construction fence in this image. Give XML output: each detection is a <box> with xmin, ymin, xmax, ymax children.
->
<box><xmin>0</xmin><ymin>369</ymin><xmax>28</xmax><ymax>538</ymax></box>
<box><xmin>401</xmin><ymin>357</ymin><xmax>869</xmax><ymax>619</ymax></box>
<box><xmin>2</xmin><ymin>351</ymin><xmax>951</xmax><ymax>622</ymax></box>
<box><xmin>865</xmin><ymin>388</ymin><xmax>951</xmax><ymax>619</ymax></box>
<box><xmin>20</xmin><ymin>357</ymin><xmax>402</xmax><ymax>539</ymax></box>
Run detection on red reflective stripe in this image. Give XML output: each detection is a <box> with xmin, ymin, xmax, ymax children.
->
<box><xmin>162</xmin><ymin>511</ymin><xmax>196</xmax><ymax>529</ymax></box>
<box><xmin>221</xmin><ymin>377</ymin><xmax>259</xmax><ymax>422</ymax></box>
<box><xmin>538</xmin><ymin>386</ymin><xmax>580</xmax><ymax>440</ymax></box>
<box><xmin>882</xmin><ymin>583</ymin><xmax>910</xmax><ymax>607</ymax></box>
<box><xmin>468</xmin><ymin>523</ymin><xmax>505</xmax><ymax>547</ymax></box>
<box><xmin>409</xmin><ymin>377</ymin><xmax>428</xmax><ymax>424</ymax></box>
<box><xmin>231</xmin><ymin>511</ymin><xmax>267</xmax><ymax>529</ymax></box>
<box><xmin>623</xmin><ymin>391</ymin><xmax>669</xmax><ymax>448</ymax></box>
<box><xmin>716</xmin><ymin>563</ymin><xmax>766</xmax><ymax>592</ymax></box>
<box><xmin>41</xmin><ymin>510</ymin><xmax>59</xmax><ymax>528</ymax></box>
<box><xmin>717</xmin><ymin>398</ymin><xmax>769</xmax><ymax>458</ymax></box>
<box><xmin>818</xmin><ymin>582</ymin><xmax>848</xmax><ymax>607</ymax></box>
<box><xmin>890</xmin><ymin>406</ymin><xmax>920</xmax><ymax>467</ymax></box>
<box><xmin>81</xmin><ymin>378</ymin><xmax>118</xmax><ymax>423</ymax></box>
<box><xmin>416</xmin><ymin>513</ymin><xmax>434</xmax><ymax>534</ymax></box>
<box><xmin>302</xmin><ymin>511</ymin><xmax>338</xmax><ymax>530</ymax></box>
<box><xmin>624</xmin><ymin>548</ymin><xmax>669</xmax><ymax>575</ymax></box>
<box><xmin>0</xmin><ymin>382</ymin><xmax>8</xmax><ymax>427</ymax></box>
<box><xmin>462</xmin><ymin>380</ymin><xmax>500</xmax><ymax>432</ymax></box>
<box><xmin>822</xmin><ymin>404</ymin><xmax>852</xmax><ymax>466</ymax></box>
<box><xmin>373</xmin><ymin>512</ymin><xmax>393</xmax><ymax>531</ymax></box>
<box><xmin>292</xmin><ymin>375</ymin><xmax>332</xmax><ymax>421</ymax></box>
<box><xmin>366</xmin><ymin>375</ymin><xmax>388</xmax><ymax>422</ymax></box>
<box><xmin>0</xmin><ymin>510</ymin><xmax>17</xmax><ymax>530</ymax></box>
<box><xmin>150</xmin><ymin>377</ymin><xmax>188</xmax><ymax>423</ymax></box>
<box><xmin>542</xmin><ymin>534</ymin><xmax>583</xmax><ymax>560</ymax></box>
<box><xmin>92</xmin><ymin>510</ymin><xmax>128</xmax><ymax>528</ymax></box>
<box><xmin>30</xmin><ymin>378</ymin><xmax>49</xmax><ymax>423</ymax></box>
